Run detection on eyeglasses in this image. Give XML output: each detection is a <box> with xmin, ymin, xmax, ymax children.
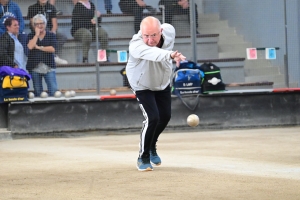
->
<box><xmin>34</xmin><ymin>22</ymin><xmax>45</xmax><ymax>26</ymax></box>
<box><xmin>142</xmin><ymin>32</ymin><xmax>161</xmax><ymax>39</ymax></box>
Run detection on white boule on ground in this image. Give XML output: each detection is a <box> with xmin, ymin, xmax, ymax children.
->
<box><xmin>187</xmin><ymin>114</ymin><xmax>200</xmax><ymax>127</ymax></box>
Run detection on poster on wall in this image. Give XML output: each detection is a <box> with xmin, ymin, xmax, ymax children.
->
<box><xmin>246</xmin><ymin>48</ymin><xmax>257</xmax><ymax>60</ymax></box>
<box><xmin>117</xmin><ymin>50</ymin><xmax>128</xmax><ymax>63</ymax></box>
<box><xmin>97</xmin><ymin>50</ymin><xmax>107</xmax><ymax>62</ymax></box>
<box><xmin>265</xmin><ymin>48</ymin><xmax>276</xmax><ymax>59</ymax></box>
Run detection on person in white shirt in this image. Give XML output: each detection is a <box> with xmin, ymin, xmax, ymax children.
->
<box><xmin>126</xmin><ymin>16</ymin><xmax>186</xmax><ymax>171</ymax></box>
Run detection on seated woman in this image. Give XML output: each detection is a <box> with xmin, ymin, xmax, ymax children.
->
<box><xmin>26</xmin><ymin>14</ymin><xmax>58</xmax><ymax>97</ymax></box>
<box><xmin>159</xmin><ymin>0</ymin><xmax>199</xmax><ymax>34</ymax></box>
<box><xmin>71</xmin><ymin>0</ymin><xmax>109</xmax><ymax>63</ymax></box>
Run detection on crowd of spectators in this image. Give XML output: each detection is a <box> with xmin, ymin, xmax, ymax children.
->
<box><xmin>0</xmin><ymin>0</ymin><xmax>198</xmax><ymax>96</ymax></box>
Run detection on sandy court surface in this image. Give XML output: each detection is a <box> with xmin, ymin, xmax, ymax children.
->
<box><xmin>0</xmin><ymin>127</ymin><xmax>300</xmax><ymax>200</ymax></box>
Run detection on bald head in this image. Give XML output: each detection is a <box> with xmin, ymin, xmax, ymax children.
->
<box><xmin>140</xmin><ymin>17</ymin><xmax>162</xmax><ymax>47</ymax></box>
<box><xmin>140</xmin><ymin>16</ymin><xmax>161</xmax><ymax>31</ymax></box>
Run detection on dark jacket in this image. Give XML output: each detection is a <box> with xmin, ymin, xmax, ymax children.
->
<box><xmin>27</xmin><ymin>1</ymin><xmax>57</xmax><ymax>31</ymax></box>
<box><xmin>0</xmin><ymin>0</ymin><xmax>25</xmax><ymax>35</ymax></box>
<box><xmin>26</xmin><ymin>31</ymin><xmax>57</xmax><ymax>71</ymax></box>
<box><xmin>0</xmin><ymin>32</ymin><xmax>16</xmax><ymax>67</ymax></box>
<box><xmin>71</xmin><ymin>1</ymin><xmax>102</xmax><ymax>36</ymax></box>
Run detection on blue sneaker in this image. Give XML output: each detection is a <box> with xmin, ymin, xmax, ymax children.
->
<box><xmin>137</xmin><ymin>157</ymin><xmax>153</xmax><ymax>171</ymax></box>
<box><xmin>150</xmin><ymin>148</ymin><xmax>161</xmax><ymax>166</ymax></box>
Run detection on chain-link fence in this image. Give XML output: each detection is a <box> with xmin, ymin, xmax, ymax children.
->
<box><xmin>208</xmin><ymin>0</ymin><xmax>300</xmax><ymax>89</ymax></box>
<box><xmin>1</xmin><ymin>0</ymin><xmax>299</xmax><ymax>100</ymax></box>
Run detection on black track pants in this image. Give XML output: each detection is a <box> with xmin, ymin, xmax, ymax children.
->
<box><xmin>135</xmin><ymin>85</ymin><xmax>172</xmax><ymax>158</ymax></box>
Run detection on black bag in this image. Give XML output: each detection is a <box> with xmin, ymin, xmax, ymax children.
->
<box><xmin>120</xmin><ymin>67</ymin><xmax>130</xmax><ymax>88</ymax></box>
<box><xmin>171</xmin><ymin>61</ymin><xmax>204</xmax><ymax>110</ymax></box>
<box><xmin>199</xmin><ymin>62</ymin><xmax>226</xmax><ymax>94</ymax></box>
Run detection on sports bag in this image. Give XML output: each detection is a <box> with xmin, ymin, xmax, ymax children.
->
<box><xmin>199</xmin><ymin>62</ymin><xmax>226</xmax><ymax>93</ymax></box>
<box><xmin>171</xmin><ymin>61</ymin><xmax>204</xmax><ymax>110</ymax></box>
<box><xmin>2</xmin><ymin>76</ymin><xmax>28</xmax><ymax>89</ymax></box>
<box><xmin>0</xmin><ymin>66</ymin><xmax>31</xmax><ymax>103</ymax></box>
<box><xmin>172</xmin><ymin>68</ymin><xmax>202</xmax><ymax>95</ymax></box>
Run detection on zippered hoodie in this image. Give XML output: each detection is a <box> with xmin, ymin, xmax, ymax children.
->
<box><xmin>0</xmin><ymin>0</ymin><xmax>24</xmax><ymax>35</ymax></box>
<box><xmin>126</xmin><ymin>23</ymin><xmax>175</xmax><ymax>91</ymax></box>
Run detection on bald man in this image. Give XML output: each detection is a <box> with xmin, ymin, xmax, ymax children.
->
<box><xmin>126</xmin><ymin>16</ymin><xmax>186</xmax><ymax>171</ymax></box>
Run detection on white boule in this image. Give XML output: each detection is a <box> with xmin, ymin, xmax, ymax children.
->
<box><xmin>40</xmin><ymin>91</ymin><xmax>48</xmax><ymax>98</ymax></box>
<box><xmin>70</xmin><ymin>90</ymin><xmax>76</xmax><ymax>97</ymax></box>
<box><xmin>28</xmin><ymin>92</ymin><xmax>35</xmax><ymax>99</ymax></box>
<box><xmin>187</xmin><ymin>114</ymin><xmax>200</xmax><ymax>127</ymax></box>
<box><xmin>64</xmin><ymin>91</ymin><xmax>71</xmax><ymax>98</ymax></box>
<box><xmin>54</xmin><ymin>91</ymin><xmax>62</xmax><ymax>98</ymax></box>
<box><xmin>110</xmin><ymin>89</ymin><xmax>117</xmax><ymax>96</ymax></box>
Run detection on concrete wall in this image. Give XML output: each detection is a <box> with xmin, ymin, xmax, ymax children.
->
<box><xmin>0</xmin><ymin>104</ymin><xmax>8</xmax><ymax>128</ymax></box>
<box><xmin>203</xmin><ymin>0</ymin><xmax>300</xmax><ymax>86</ymax></box>
<box><xmin>7</xmin><ymin>91</ymin><xmax>300</xmax><ymax>134</ymax></box>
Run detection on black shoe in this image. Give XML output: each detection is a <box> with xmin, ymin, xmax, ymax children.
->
<box><xmin>106</xmin><ymin>10</ymin><xmax>112</xmax><ymax>14</ymax></box>
<box><xmin>83</xmin><ymin>57</ymin><xmax>88</xmax><ymax>63</ymax></box>
<box><xmin>56</xmin><ymin>10</ymin><xmax>63</xmax><ymax>15</ymax></box>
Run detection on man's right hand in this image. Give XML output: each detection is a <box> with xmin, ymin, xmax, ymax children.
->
<box><xmin>171</xmin><ymin>51</ymin><xmax>186</xmax><ymax>67</ymax></box>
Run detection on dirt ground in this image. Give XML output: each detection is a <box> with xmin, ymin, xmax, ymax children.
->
<box><xmin>0</xmin><ymin>127</ymin><xmax>300</xmax><ymax>200</ymax></box>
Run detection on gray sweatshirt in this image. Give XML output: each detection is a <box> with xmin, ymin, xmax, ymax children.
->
<box><xmin>126</xmin><ymin>23</ymin><xmax>175</xmax><ymax>91</ymax></box>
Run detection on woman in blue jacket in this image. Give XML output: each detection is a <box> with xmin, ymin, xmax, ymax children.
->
<box><xmin>0</xmin><ymin>0</ymin><xmax>24</xmax><ymax>35</ymax></box>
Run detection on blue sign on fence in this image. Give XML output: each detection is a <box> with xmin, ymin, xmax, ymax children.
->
<box><xmin>117</xmin><ymin>51</ymin><xmax>128</xmax><ymax>63</ymax></box>
<box><xmin>265</xmin><ymin>48</ymin><xmax>276</xmax><ymax>59</ymax></box>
